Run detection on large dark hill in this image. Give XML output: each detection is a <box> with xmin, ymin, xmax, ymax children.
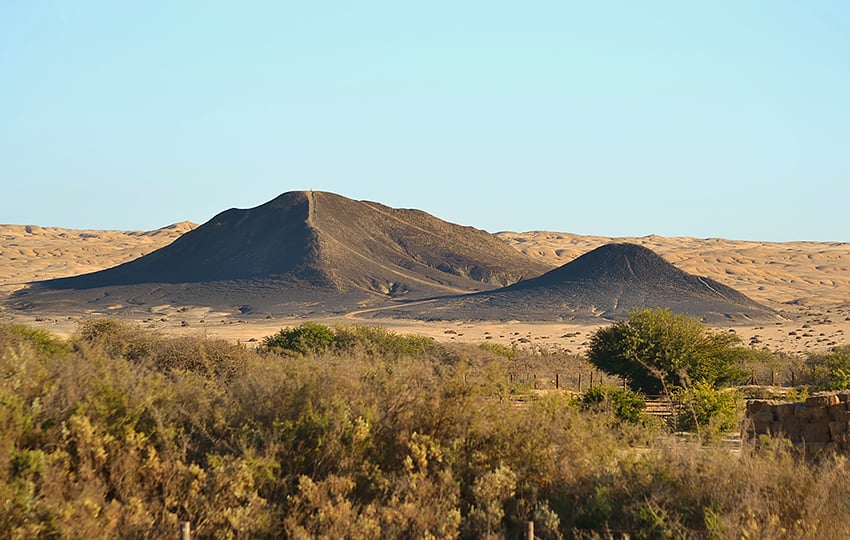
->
<box><xmin>43</xmin><ymin>191</ymin><xmax>320</xmax><ymax>288</ymax></box>
<box><xmin>29</xmin><ymin>191</ymin><xmax>549</xmax><ymax>305</ymax></box>
<box><xmin>375</xmin><ymin>243</ymin><xmax>778</xmax><ymax>323</ymax></box>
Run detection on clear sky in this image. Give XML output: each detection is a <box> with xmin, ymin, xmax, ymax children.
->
<box><xmin>1</xmin><ymin>2</ymin><xmax>848</xmax><ymax>241</ymax></box>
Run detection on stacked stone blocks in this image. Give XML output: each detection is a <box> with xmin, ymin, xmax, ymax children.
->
<box><xmin>746</xmin><ymin>391</ymin><xmax>850</xmax><ymax>454</ymax></box>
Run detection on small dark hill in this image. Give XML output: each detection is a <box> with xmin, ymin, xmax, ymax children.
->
<box><xmin>27</xmin><ymin>191</ymin><xmax>549</xmax><ymax>308</ymax></box>
<box><xmin>374</xmin><ymin>243</ymin><xmax>778</xmax><ymax>323</ymax></box>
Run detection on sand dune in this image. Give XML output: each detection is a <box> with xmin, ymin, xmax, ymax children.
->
<box><xmin>5</xmin><ymin>223</ymin><xmax>847</xmax><ymax>312</ymax></box>
<box><xmin>2</xmin><ymin>222</ymin><xmax>849</xmax><ymax>355</ymax></box>
<box><xmin>0</xmin><ymin>222</ymin><xmax>196</xmax><ymax>295</ymax></box>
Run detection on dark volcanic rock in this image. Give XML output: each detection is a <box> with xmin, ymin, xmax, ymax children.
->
<box><xmin>43</xmin><ymin>191</ymin><xmax>321</xmax><ymax>288</ymax></box>
<box><xmin>375</xmin><ymin>243</ymin><xmax>778</xmax><ymax>323</ymax></box>
<box><xmin>27</xmin><ymin>191</ymin><xmax>549</xmax><ymax>306</ymax></box>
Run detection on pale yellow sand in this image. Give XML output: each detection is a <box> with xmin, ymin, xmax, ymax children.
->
<box><xmin>0</xmin><ymin>222</ymin><xmax>196</xmax><ymax>295</ymax></box>
<box><xmin>2</xmin><ymin>224</ymin><xmax>849</xmax><ymax>355</ymax></box>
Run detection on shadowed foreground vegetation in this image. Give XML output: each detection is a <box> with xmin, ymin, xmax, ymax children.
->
<box><xmin>2</xmin><ymin>320</ymin><xmax>850</xmax><ymax>539</ymax></box>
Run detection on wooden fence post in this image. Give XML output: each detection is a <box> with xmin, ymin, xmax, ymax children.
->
<box><xmin>527</xmin><ymin>520</ymin><xmax>534</xmax><ymax>539</ymax></box>
<box><xmin>555</xmin><ymin>372</ymin><xmax>559</xmax><ymax>390</ymax></box>
<box><xmin>589</xmin><ymin>371</ymin><xmax>594</xmax><ymax>389</ymax></box>
<box><xmin>181</xmin><ymin>521</ymin><xmax>191</xmax><ymax>540</ymax></box>
<box><xmin>578</xmin><ymin>372</ymin><xmax>582</xmax><ymax>392</ymax></box>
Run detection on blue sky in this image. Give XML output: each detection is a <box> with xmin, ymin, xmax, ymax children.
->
<box><xmin>1</xmin><ymin>1</ymin><xmax>848</xmax><ymax>241</ymax></box>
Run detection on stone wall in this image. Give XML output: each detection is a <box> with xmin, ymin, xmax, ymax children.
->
<box><xmin>745</xmin><ymin>391</ymin><xmax>850</xmax><ymax>454</ymax></box>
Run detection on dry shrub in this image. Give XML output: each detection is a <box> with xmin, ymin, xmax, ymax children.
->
<box><xmin>569</xmin><ymin>439</ymin><xmax>850</xmax><ymax>539</ymax></box>
<box><xmin>2</xmin><ymin>320</ymin><xmax>850</xmax><ymax>538</ymax></box>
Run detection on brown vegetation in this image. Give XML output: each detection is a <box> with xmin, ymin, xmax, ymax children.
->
<box><xmin>2</xmin><ymin>320</ymin><xmax>850</xmax><ymax>538</ymax></box>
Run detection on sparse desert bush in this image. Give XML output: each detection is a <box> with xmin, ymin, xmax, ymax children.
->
<box><xmin>76</xmin><ymin>318</ymin><xmax>249</xmax><ymax>380</ymax></box>
<box><xmin>478</xmin><ymin>341</ymin><xmax>517</xmax><ymax>361</ymax></box>
<box><xmin>148</xmin><ymin>335</ymin><xmax>250</xmax><ymax>379</ymax></box>
<box><xmin>76</xmin><ymin>317</ymin><xmax>157</xmax><ymax>362</ymax></box>
<box><xmin>3</xmin><ymin>320</ymin><xmax>850</xmax><ymax>538</ymax></box>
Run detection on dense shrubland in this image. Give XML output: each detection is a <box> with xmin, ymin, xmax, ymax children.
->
<box><xmin>2</xmin><ymin>318</ymin><xmax>850</xmax><ymax>538</ymax></box>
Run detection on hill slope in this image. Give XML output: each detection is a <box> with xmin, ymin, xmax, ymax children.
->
<box><xmin>374</xmin><ymin>243</ymin><xmax>778</xmax><ymax>323</ymax></box>
<box><xmin>14</xmin><ymin>191</ymin><xmax>549</xmax><ymax>314</ymax></box>
<box><xmin>497</xmin><ymin>231</ymin><xmax>850</xmax><ymax>309</ymax></box>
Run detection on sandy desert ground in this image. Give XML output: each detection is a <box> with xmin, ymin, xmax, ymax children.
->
<box><xmin>0</xmin><ymin>222</ymin><xmax>197</xmax><ymax>295</ymax></box>
<box><xmin>1</xmin><ymin>223</ymin><xmax>849</xmax><ymax>357</ymax></box>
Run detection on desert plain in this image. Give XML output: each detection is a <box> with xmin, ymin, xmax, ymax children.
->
<box><xmin>2</xmin><ymin>221</ymin><xmax>849</xmax><ymax>357</ymax></box>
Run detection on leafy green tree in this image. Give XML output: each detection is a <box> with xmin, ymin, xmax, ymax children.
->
<box><xmin>587</xmin><ymin>308</ymin><xmax>748</xmax><ymax>394</ymax></box>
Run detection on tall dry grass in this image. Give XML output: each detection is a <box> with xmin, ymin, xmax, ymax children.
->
<box><xmin>0</xmin><ymin>319</ymin><xmax>848</xmax><ymax>539</ymax></box>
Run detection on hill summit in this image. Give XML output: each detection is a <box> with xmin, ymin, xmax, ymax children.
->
<box><xmin>375</xmin><ymin>243</ymin><xmax>778</xmax><ymax>323</ymax></box>
<box><xmin>36</xmin><ymin>191</ymin><xmax>549</xmax><ymax>300</ymax></box>
<box><xmin>511</xmin><ymin>242</ymin><xmax>732</xmax><ymax>290</ymax></box>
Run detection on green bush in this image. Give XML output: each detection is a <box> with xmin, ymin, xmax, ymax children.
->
<box><xmin>261</xmin><ymin>322</ymin><xmax>335</xmax><ymax>355</ymax></box>
<box><xmin>333</xmin><ymin>324</ymin><xmax>435</xmax><ymax>358</ymax></box>
<box><xmin>587</xmin><ymin>308</ymin><xmax>749</xmax><ymax>394</ymax></box>
<box><xmin>0</xmin><ymin>323</ymin><xmax>69</xmax><ymax>356</ymax></box>
<box><xmin>580</xmin><ymin>385</ymin><xmax>647</xmax><ymax>424</ymax></box>
<box><xmin>675</xmin><ymin>381</ymin><xmax>742</xmax><ymax>436</ymax></box>
<box><xmin>805</xmin><ymin>345</ymin><xmax>850</xmax><ymax>390</ymax></box>
<box><xmin>261</xmin><ymin>322</ymin><xmax>435</xmax><ymax>358</ymax></box>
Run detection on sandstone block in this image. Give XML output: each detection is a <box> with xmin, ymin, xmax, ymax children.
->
<box><xmin>753</xmin><ymin>421</ymin><xmax>772</xmax><ymax>435</ymax></box>
<box><xmin>829</xmin><ymin>421</ymin><xmax>847</xmax><ymax>437</ymax></box>
<box><xmin>831</xmin><ymin>408</ymin><xmax>850</xmax><ymax>422</ymax></box>
<box><xmin>775</xmin><ymin>403</ymin><xmax>798</xmax><ymax>420</ymax></box>
<box><xmin>747</xmin><ymin>400</ymin><xmax>771</xmax><ymax>414</ymax></box>
<box><xmin>810</xmin><ymin>407</ymin><xmax>829</xmax><ymax>421</ymax></box>
<box><xmin>752</xmin><ymin>411</ymin><xmax>775</xmax><ymax>424</ymax></box>
<box><xmin>834</xmin><ymin>432</ymin><xmax>850</xmax><ymax>444</ymax></box>
<box><xmin>807</xmin><ymin>394</ymin><xmax>840</xmax><ymax>407</ymax></box>
<box><xmin>783</xmin><ymin>418</ymin><xmax>801</xmax><ymax>437</ymax></box>
<box><xmin>802</xmin><ymin>423</ymin><xmax>831</xmax><ymax>443</ymax></box>
<box><xmin>796</xmin><ymin>407</ymin><xmax>812</xmax><ymax>421</ymax></box>
<box><xmin>829</xmin><ymin>401</ymin><xmax>847</xmax><ymax>413</ymax></box>
<box><xmin>788</xmin><ymin>430</ymin><xmax>804</xmax><ymax>443</ymax></box>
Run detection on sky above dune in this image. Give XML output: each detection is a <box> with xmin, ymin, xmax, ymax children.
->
<box><xmin>1</xmin><ymin>2</ymin><xmax>849</xmax><ymax>241</ymax></box>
